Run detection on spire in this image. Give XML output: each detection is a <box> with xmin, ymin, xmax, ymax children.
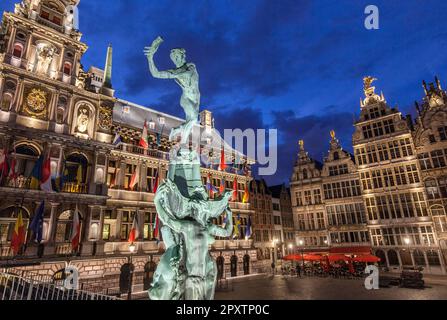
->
<box><xmin>103</xmin><ymin>44</ymin><xmax>113</xmax><ymax>89</ymax></box>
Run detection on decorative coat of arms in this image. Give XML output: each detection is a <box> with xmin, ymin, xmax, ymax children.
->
<box><xmin>98</xmin><ymin>106</ymin><xmax>112</xmax><ymax>131</ymax></box>
<box><xmin>24</xmin><ymin>88</ymin><xmax>47</xmax><ymax>118</ymax></box>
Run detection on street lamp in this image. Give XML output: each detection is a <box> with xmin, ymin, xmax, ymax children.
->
<box><xmin>127</xmin><ymin>243</ymin><xmax>136</xmax><ymax>300</ymax></box>
<box><xmin>272</xmin><ymin>239</ymin><xmax>278</xmax><ymax>267</ymax></box>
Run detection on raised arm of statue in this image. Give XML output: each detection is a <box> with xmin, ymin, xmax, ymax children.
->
<box><xmin>144</xmin><ymin>37</ymin><xmax>177</xmax><ymax>80</ymax></box>
<box><xmin>207</xmin><ymin>208</ymin><xmax>233</xmax><ymax>238</ymax></box>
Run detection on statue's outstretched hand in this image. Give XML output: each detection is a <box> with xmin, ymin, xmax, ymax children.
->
<box><xmin>144</xmin><ymin>36</ymin><xmax>163</xmax><ymax>57</ymax></box>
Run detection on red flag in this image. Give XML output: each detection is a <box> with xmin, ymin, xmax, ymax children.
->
<box><xmin>71</xmin><ymin>206</ymin><xmax>81</xmax><ymax>251</ymax></box>
<box><xmin>219</xmin><ymin>178</ymin><xmax>225</xmax><ymax>195</ymax></box>
<box><xmin>11</xmin><ymin>210</ymin><xmax>25</xmax><ymax>255</ymax></box>
<box><xmin>242</xmin><ymin>183</ymin><xmax>250</xmax><ymax>203</ymax></box>
<box><xmin>110</xmin><ymin>162</ymin><xmax>120</xmax><ymax>188</ymax></box>
<box><xmin>128</xmin><ymin>214</ymin><xmax>140</xmax><ymax>243</ymax></box>
<box><xmin>129</xmin><ymin>165</ymin><xmax>140</xmax><ymax>190</ymax></box>
<box><xmin>40</xmin><ymin>155</ymin><xmax>52</xmax><ymax>192</ymax></box>
<box><xmin>152</xmin><ymin>170</ymin><xmax>159</xmax><ymax>193</ymax></box>
<box><xmin>139</xmin><ymin>120</ymin><xmax>149</xmax><ymax>150</ymax></box>
<box><xmin>0</xmin><ymin>147</ymin><xmax>9</xmax><ymax>180</ymax></box>
<box><xmin>232</xmin><ymin>177</ymin><xmax>238</xmax><ymax>202</ymax></box>
<box><xmin>219</xmin><ymin>148</ymin><xmax>227</xmax><ymax>171</ymax></box>
<box><xmin>8</xmin><ymin>157</ymin><xmax>17</xmax><ymax>181</ymax></box>
<box><xmin>153</xmin><ymin>215</ymin><xmax>160</xmax><ymax>240</ymax></box>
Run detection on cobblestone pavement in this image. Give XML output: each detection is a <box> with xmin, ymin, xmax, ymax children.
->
<box><xmin>214</xmin><ymin>275</ymin><xmax>447</xmax><ymax>300</ymax></box>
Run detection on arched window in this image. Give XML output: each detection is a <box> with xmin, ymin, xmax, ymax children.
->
<box><xmin>8</xmin><ymin>144</ymin><xmax>40</xmax><ymax>188</ymax></box>
<box><xmin>12</xmin><ymin>43</ymin><xmax>23</xmax><ymax>58</ymax></box>
<box><xmin>387</xmin><ymin>249</ymin><xmax>399</xmax><ymax>266</ymax></box>
<box><xmin>375</xmin><ymin>250</ymin><xmax>386</xmax><ymax>266</ymax></box>
<box><xmin>64</xmin><ymin>153</ymin><xmax>88</xmax><ymax>193</ymax></box>
<box><xmin>56</xmin><ymin>107</ymin><xmax>65</xmax><ymax>124</ymax></box>
<box><xmin>63</xmin><ymin>62</ymin><xmax>72</xmax><ymax>76</ymax></box>
<box><xmin>439</xmin><ymin>176</ymin><xmax>447</xmax><ymax>198</ymax></box>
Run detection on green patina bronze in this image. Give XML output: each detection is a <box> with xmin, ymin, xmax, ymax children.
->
<box><xmin>144</xmin><ymin>37</ymin><xmax>233</xmax><ymax>300</ymax></box>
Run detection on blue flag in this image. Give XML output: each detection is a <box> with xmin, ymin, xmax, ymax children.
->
<box><xmin>29</xmin><ymin>201</ymin><xmax>45</xmax><ymax>243</ymax></box>
<box><xmin>245</xmin><ymin>215</ymin><xmax>253</xmax><ymax>239</ymax></box>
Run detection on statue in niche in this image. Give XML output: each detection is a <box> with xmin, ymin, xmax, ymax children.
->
<box><xmin>76</xmin><ymin>107</ymin><xmax>89</xmax><ymax>134</ymax></box>
<box><xmin>35</xmin><ymin>44</ymin><xmax>56</xmax><ymax>76</ymax></box>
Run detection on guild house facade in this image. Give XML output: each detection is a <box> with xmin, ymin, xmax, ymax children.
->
<box><xmin>0</xmin><ymin>0</ymin><xmax>260</xmax><ymax>296</ymax></box>
<box><xmin>291</xmin><ymin>77</ymin><xmax>447</xmax><ymax>275</ymax></box>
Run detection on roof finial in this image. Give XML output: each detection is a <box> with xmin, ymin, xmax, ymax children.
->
<box><xmin>330</xmin><ymin>130</ymin><xmax>336</xmax><ymax>140</ymax></box>
<box><xmin>299</xmin><ymin>140</ymin><xmax>304</xmax><ymax>151</ymax></box>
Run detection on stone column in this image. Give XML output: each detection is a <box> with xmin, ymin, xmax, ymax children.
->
<box><xmin>12</xmin><ymin>77</ymin><xmax>23</xmax><ymax>113</ymax></box>
<box><xmin>47</xmin><ymin>203</ymin><xmax>59</xmax><ymax>245</ymax></box>
<box><xmin>115</xmin><ymin>210</ymin><xmax>122</xmax><ymax>240</ymax></box>
<box><xmin>48</xmin><ymin>89</ymin><xmax>59</xmax><ymax>122</ymax></box>
<box><xmin>7</xmin><ymin>24</ymin><xmax>17</xmax><ymax>55</ymax></box>
<box><xmin>0</xmin><ymin>71</ymin><xmax>5</xmax><ymax>96</ymax></box>
<box><xmin>118</xmin><ymin>161</ymin><xmax>127</xmax><ymax>189</ymax></box>
<box><xmin>88</xmin><ymin>152</ymin><xmax>98</xmax><ymax>195</ymax></box>
<box><xmin>141</xmin><ymin>162</ymin><xmax>147</xmax><ymax>192</ymax></box>
<box><xmin>24</xmin><ymin>30</ymin><xmax>33</xmax><ymax>62</ymax></box>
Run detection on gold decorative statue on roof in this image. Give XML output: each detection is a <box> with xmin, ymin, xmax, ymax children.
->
<box><xmin>330</xmin><ymin>130</ymin><xmax>336</xmax><ymax>140</ymax></box>
<box><xmin>363</xmin><ymin>76</ymin><xmax>378</xmax><ymax>97</ymax></box>
<box><xmin>299</xmin><ymin>140</ymin><xmax>304</xmax><ymax>150</ymax></box>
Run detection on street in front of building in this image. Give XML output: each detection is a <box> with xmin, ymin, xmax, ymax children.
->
<box><xmin>214</xmin><ymin>274</ymin><xmax>447</xmax><ymax>300</ymax></box>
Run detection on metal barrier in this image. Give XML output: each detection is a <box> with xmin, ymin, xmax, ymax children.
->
<box><xmin>0</xmin><ymin>272</ymin><xmax>120</xmax><ymax>301</ymax></box>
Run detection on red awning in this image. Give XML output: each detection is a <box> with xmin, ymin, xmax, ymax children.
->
<box><xmin>329</xmin><ymin>246</ymin><xmax>372</xmax><ymax>255</ymax></box>
<box><xmin>352</xmin><ymin>255</ymin><xmax>381</xmax><ymax>263</ymax></box>
<box><xmin>283</xmin><ymin>254</ymin><xmax>323</xmax><ymax>261</ymax></box>
<box><xmin>328</xmin><ymin>254</ymin><xmax>351</xmax><ymax>262</ymax></box>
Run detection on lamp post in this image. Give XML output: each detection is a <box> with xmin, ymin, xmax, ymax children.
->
<box><xmin>404</xmin><ymin>237</ymin><xmax>411</xmax><ymax>269</ymax></box>
<box><xmin>288</xmin><ymin>243</ymin><xmax>294</xmax><ymax>270</ymax></box>
<box><xmin>127</xmin><ymin>242</ymin><xmax>136</xmax><ymax>300</ymax></box>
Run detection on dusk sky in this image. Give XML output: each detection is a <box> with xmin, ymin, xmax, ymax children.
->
<box><xmin>2</xmin><ymin>0</ymin><xmax>447</xmax><ymax>186</ymax></box>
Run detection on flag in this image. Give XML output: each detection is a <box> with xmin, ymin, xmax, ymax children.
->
<box><xmin>8</xmin><ymin>154</ymin><xmax>17</xmax><ymax>183</ymax></box>
<box><xmin>76</xmin><ymin>164</ymin><xmax>83</xmax><ymax>185</ymax></box>
<box><xmin>153</xmin><ymin>215</ymin><xmax>160</xmax><ymax>241</ymax></box>
<box><xmin>232</xmin><ymin>177</ymin><xmax>238</xmax><ymax>202</ymax></box>
<box><xmin>139</xmin><ymin>120</ymin><xmax>149</xmax><ymax>150</ymax></box>
<box><xmin>219</xmin><ymin>148</ymin><xmax>227</xmax><ymax>171</ymax></box>
<box><xmin>128</xmin><ymin>213</ymin><xmax>140</xmax><ymax>243</ymax></box>
<box><xmin>152</xmin><ymin>169</ymin><xmax>160</xmax><ymax>193</ymax></box>
<box><xmin>219</xmin><ymin>178</ymin><xmax>225</xmax><ymax>195</ymax></box>
<box><xmin>242</xmin><ymin>183</ymin><xmax>250</xmax><ymax>203</ymax></box>
<box><xmin>233</xmin><ymin>214</ymin><xmax>241</xmax><ymax>239</ymax></box>
<box><xmin>56</xmin><ymin>161</ymin><xmax>69</xmax><ymax>192</ymax></box>
<box><xmin>40</xmin><ymin>155</ymin><xmax>52</xmax><ymax>192</ymax></box>
<box><xmin>245</xmin><ymin>215</ymin><xmax>252</xmax><ymax>239</ymax></box>
<box><xmin>71</xmin><ymin>206</ymin><xmax>81</xmax><ymax>251</ymax></box>
<box><xmin>29</xmin><ymin>155</ymin><xmax>44</xmax><ymax>189</ymax></box>
<box><xmin>29</xmin><ymin>201</ymin><xmax>45</xmax><ymax>243</ymax></box>
<box><xmin>0</xmin><ymin>147</ymin><xmax>9</xmax><ymax>182</ymax></box>
<box><xmin>11</xmin><ymin>209</ymin><xmax>26</xmax><ymax>255</ymax></box>
<box><xmin>112</xmin><ymin>131</ymin><xmax>122</xmax><ymax>146</ymax></box>
<box><xmin>129</xmin><ymin>165</ymin><xmax>140</xmax><ymax>190</ymax></box>
<box><xmin>206</xmin><ymin>174</ymin><xmax>217</xmax><ymax>198</ymax></box>
<box><xmin>110</xmin><ymin>161</ymin><xmax>120</xmax><ymax>189</ymax></box>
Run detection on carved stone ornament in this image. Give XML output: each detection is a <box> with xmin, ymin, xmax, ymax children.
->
<box><xmin>98</xmin><ymin>106</ymin><xmax>112</xmax><ymax>131</ymax></box>
<box><xmin>24</xmin><ymin>88</ymin><xmax>47</xmax><ymax>118</ymax></box>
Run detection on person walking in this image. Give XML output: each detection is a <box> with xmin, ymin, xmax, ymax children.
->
<box><xmin>296</xmin><ymin>264</ymin><xmax>301</xmax><ymax>278</ymax></box>
<box><xmin>271</xmin><ymin>262</ymin><xmax>276</xmax><ymax>275</ymax></box>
